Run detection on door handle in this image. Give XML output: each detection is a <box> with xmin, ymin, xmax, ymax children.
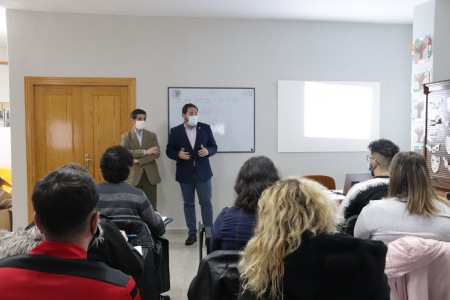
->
<box><xmin>85</xmin><ymin>154</ymin><xmax>93</xmax><ymax>169</ymax></box>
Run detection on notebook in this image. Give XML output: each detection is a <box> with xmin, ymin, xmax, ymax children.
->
<box><xmin>342</xmin><ymin>173</ymin><xmax>373</xmax><ymax>195</ymax></box>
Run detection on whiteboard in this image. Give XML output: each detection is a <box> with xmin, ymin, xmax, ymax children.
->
<box><xmin>168</xmin><ymin>87</ymin><xmax>255</xmax><ymax>153</ymax></box>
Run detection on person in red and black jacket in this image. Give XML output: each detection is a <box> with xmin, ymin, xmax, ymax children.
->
<box><xmin>0</xmin><ymin>168</ymin><xmax>141</xmax><ymax>300</ymax></box>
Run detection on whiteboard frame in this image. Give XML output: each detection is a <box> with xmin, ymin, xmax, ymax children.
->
<box><xmin>168</xmin><ymin>87</ymin><xmax>255</xmax><ymax>153</ymax></box>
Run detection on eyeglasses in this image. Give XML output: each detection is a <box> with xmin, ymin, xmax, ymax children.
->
<box><xmin>366</xmin><ymin>155</ymin><xmax>379</xmax><ymax>165</ymax></box>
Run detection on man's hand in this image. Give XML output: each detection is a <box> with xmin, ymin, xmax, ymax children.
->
<box><xmin>133</xmin><ymin>159</ymin><xmax>139</xmax><ymax>164</ymax></box>
<box><xmin>145</xmin><ymin>146</ymin><xmax>159</xmax><ymax>155</ymax></box>
<box><xmin>198</xmin><ymin>144</ymin><xmax>209</xmax><ymax>157</ymax></box>
<box><xmin>179</xmin><ymin>147</ymin><xmax>191</xmax><ymax>160</ymax></box>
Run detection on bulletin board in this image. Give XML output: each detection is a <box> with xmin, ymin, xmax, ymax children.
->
<box><xmin>168</xmin><ymin>87</ymin><xmax>255</xmax><ymax>153</ymax></box>
<box><xmin>423</xmin><ymin>80</ymin><xmax>450</xmax><ymax>190</ymax></box>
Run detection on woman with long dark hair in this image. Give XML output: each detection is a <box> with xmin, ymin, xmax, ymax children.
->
<box><xmin>210</xmin><ymin>156</ymin><xmax>280</xmax><ymax>251</ymax></box>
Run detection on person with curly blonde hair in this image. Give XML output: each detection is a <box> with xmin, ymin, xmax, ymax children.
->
<box><xmin>239</xmin><ymin>177</ymin><xmax>389</xmax><ymax>300</ymax></box>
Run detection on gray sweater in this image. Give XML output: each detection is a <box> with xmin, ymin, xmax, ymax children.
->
<box><xmin>354</xmin><ymin>197</ymin><xmax>450</xmax><ymax>243</ymax></box>
<box><xmin>97</xmin><ymin>182</ymin><xmax>165</xmax><ymax>236</ymax></box>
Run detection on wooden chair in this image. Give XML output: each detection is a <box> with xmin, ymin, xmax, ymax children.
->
<box><xmin>303</xmin><ymin>174</ymin><xmax>336</xmax><ymax>190</ymax></box>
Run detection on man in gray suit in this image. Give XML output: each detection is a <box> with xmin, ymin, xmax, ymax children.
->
<box><xmin>121</xmin><ymin>109</ymin><xmax>161</xmax><ymax>209</ymax></box>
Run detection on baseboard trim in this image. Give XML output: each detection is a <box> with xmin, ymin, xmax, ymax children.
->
<box><xmin>165</xmin><ymin>228</ymin><xmax>188</xmax><ymax>235</ymax></box>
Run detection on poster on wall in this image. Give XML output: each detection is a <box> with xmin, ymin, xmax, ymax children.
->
<box><xmin>411</xmin><ymin>98</ymin><xmax>425</xmax><ymax>119</ymax></box>
<box><xmin>412</xmin><ymin>35</ymin><xmax>432</xmax><ymax>64</ymax></box>
<box><xmin>411</xmin><ymin>98</ymin><xmax>426</xmax><ymax>153</ymax></box>
<box><xmin>412</xmin><ymin>70</ymin><xmax>431</xmax><ymax>93</ymax></box>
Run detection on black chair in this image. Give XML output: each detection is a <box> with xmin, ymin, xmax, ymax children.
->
<box><xmin>342</xmin><ymin>214</ymin><xmax>359</xmax><ymax>236</ymax></box>
<box><xmin>198</xmin><ymin>222</ymin><xmax>211</xmax><ymax>262</ymax></box>
<box><xmin>188</xmin><ymin>250</ymin><xmax>241</xmax><ymax>300</ymax></box>
<box><xmin>109</xmin><ymin>216</ymin><xmax>170</xmax><ymax>300</ymax></box>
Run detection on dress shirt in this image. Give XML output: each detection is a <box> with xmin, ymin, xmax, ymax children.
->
<box><xmin>184</xmin><ymin>124</ymin><xmax>197</xmax><ymax>149</ymax></box>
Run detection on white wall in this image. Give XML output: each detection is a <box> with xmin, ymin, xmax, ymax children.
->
<box><xmin>0</xmin><ymin>47</ymin><xmax>9</xmax><ymax>101</ymax></box>
<box><xmin>411</xmin><ymin>0</ymin><xmax>434</xmax><ymax>149</ymax></box>
<box><xmin>433</xmin><ymin>0</ymin><xmax>450</xmax><ymax>81</ymax></box>
<box><xmin>6</xmin><ymin>10</ymin><xmax>412</xmax><ymax>229</ymax></box>
<box><xmin>0</xmin><ymin>47</ymin><xmax>10</xmax><ymax>169</ymax></box>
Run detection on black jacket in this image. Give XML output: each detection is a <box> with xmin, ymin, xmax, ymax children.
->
<box><xmin>88</xmin><ymin>217</ymin><xmax>144</xmax><ymax>279</ymax></box>
<box><xmin>239</xmin><ymin>233</ymin><xmax>390</xmax><ymax>300</ymax></box>
<box><xmin>188</xmin><ymin>250</ymin><xmax>241</xmax><ymax>300</ymax></box>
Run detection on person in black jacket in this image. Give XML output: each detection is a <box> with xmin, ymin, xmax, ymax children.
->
<box><xmin>88</xmin><ymin>216</ymin><xmax>144</xmax><ymax>278</ymax></box>
<box><xmin>238</xmin><ymin>177</ymin><xmax>390</xmax><ymax>300</ymax></box>
<box><xmin>340</xmin><ymin>138</ymin><xmax>400</xmax><ymax>221</ymax></box>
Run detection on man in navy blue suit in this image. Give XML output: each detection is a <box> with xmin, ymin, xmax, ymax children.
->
<box><xmin>166</xmin><ymin>103</ymin><xmax>218</xmax><ymax>245</ymax></box>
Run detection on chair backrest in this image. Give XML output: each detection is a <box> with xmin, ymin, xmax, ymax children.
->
<box><xmin>303</xmin><ymin>174</ymin><xmax>336</xmax><ymax>190</ymax></box>
<box><xmin>188</xmin><ymin>250</ymin><xmax>241</xmax><ymax>300</ymax></box>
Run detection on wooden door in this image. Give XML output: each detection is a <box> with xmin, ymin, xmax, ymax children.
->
<box><xmin>25</xmin><ymin>77</ymin><xmax>135</xmax><ymax>222</ymax></box>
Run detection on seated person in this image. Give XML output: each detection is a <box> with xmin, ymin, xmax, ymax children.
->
<box><xmin>1</xmin><ymin>216</ymin><xmax>144</xmax><ymax>279</ymax></box>
<box><xmin>60</xmin><ymin>162</ymin><xmax>144</xmax><ymax>278</ymax></box>
<box><xmin>0</xmin><ymin>168</ymin><xmax>140</xmax><ymax>299</ymax></box>
<box><xmin>340</xmin><ymin>138</ymin><xmax>400</xmax><ymax>220</ymax></box>
<box><xmin>239</xmin><ymin>177</ymin><xmax>389</xmax><ymax>300</ymax></box>
<box><xmin>97</xmin><ymin>146</ymin><xmax>165</xmax><ymax>237</ymax></box>
<box><xmin>210</xmin><ymin>156</ymin><xmax>280</xmax><ymax>252</ymax></box>
<box><xmin>354</xmin><ymin>151</ymin><xmax>450</xmax><ymax>243</ymax></box>
<box><xmin>0</xmin><ymin>226</ymin><xmax>41</xmax><ymax>259</ymax></box>
<box><xmin>88</xmin><ymin>216</ymin><xmax>144</xmax><ymax>278</ymax></box>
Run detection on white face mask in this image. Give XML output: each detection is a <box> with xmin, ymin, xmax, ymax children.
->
<box><xmin>187</xmin><ymin>116</ymin><xmax>198</xmax><ymax>127</ymax></box>
<box><xmin>135</xmin><ymin>120</ymin><xmax>146</xmax><ymax>130</ymax></box>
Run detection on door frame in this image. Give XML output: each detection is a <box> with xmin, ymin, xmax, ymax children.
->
<box><xmin>24</xmin><ymin>77</ymin><xmax>136</xmax><ymax>222</ymax></box>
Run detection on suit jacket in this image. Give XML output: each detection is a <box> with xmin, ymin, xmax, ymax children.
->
<box><xmin>166</xmin><ymin>122</ymin><xmax>217</xmax><ymax>183</ymax></box>
<box><xmin>122</xmin><ymin>129</ymin><xmax>161</xmax><ymax>186</ymax></box>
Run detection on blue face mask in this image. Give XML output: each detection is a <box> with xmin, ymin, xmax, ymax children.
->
<box><xmin>187</xmin><ymin>116</ymin><xmax>198</xmax><ymax>127</ymax></box>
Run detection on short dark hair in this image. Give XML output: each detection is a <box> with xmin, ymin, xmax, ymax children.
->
<box><xmin>234</xmin><ymin>156</ymin><xmax>281</xmax><ymax>210</ymax></box>
<box><xmin>130</xmin><ymin>109</ymin><xmax>146</xmax><ymax>120</ymax></box>
<box><xmin>182</xmin><ymin>103</ymin><xmax>198</xmax><ymax>114</ymax></box>
<box><xmin>60</xmin><ymin>162</ymin><xmax>88</xmax><ymax>173</ymax></box>
<box><xmin>100</xmin><ymin>145</ymin><xmax>133</xmax><ymax>183</ymax></box>
<box><xmin>32</xmin><ymin>168</ymin><xmax>99</xmax><ymax>237</ymax></box>
<box><xmin>368</xmin><ymin>138</ymin><xmax>400</xmax><ymax>168</ymax></box>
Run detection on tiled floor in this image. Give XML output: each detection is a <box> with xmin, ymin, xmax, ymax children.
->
<box><xmin>162</xmin><ymin>230</ymin><xmax>206</xmax><ymax>300</ymax></box>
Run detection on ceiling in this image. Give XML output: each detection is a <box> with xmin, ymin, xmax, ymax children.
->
<box><xmin>0</xmin><ymin>0</ymin><xmax>429</xmax><ymax>48</ymax></box>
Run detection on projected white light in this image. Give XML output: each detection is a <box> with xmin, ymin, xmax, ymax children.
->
<box><xmin>304</xmin><ymin>81</ymin><xmax>373</xmax><ymax>139</ymax></box>
<box><xmin>278</xmin><ymin>80</ymin><xmax>380</xmax><ymax>152</ymax></box>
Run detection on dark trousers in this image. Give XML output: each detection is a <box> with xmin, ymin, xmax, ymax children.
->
<box><xmin>179</xmin><ymin>171</ymin><xmax>213</xmax><ymax>235</ymax></box>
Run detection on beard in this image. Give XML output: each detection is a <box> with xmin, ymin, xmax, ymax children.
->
<box><xmin>368</xmin><ymin>163</ymin><xmax>375</xmax><ymax>177</ymax></box>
